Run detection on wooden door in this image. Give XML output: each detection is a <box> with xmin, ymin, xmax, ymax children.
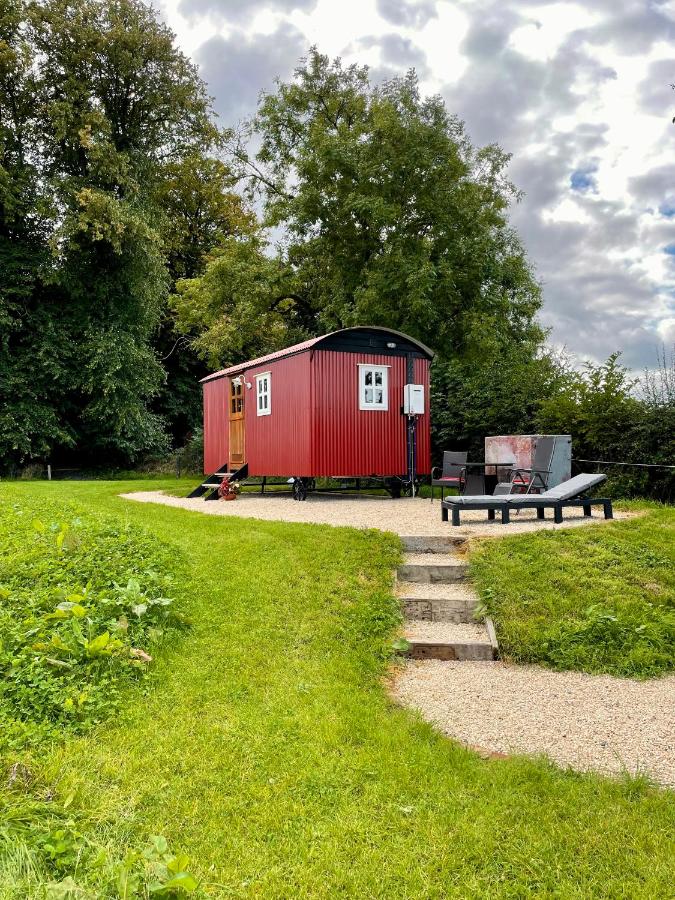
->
<box><xmin>228</xmin><ymin>378</ymin><xmax>245</xmax><ymax>469</ymax></box>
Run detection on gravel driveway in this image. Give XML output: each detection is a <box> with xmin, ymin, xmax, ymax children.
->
<box><xmin>392</xmin><ymin>660</ymin><xmax>675</xmax><ymax>786</ymax></box>
<box><xmin>121</xmin><ymin>490</ymin><xmax>627</xmax><ymax>537</ymax></box>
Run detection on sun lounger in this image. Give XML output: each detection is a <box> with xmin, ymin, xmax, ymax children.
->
<box><xmin>441</xmin><ymin>474</ymin><xmax>612</xmax><ymax>526</ymax></box>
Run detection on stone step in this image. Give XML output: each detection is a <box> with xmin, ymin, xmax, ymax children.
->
<box><xmin>403</xmin><ymin>621</ymin><xmax>495</xmax><ymax>661</ymax></box>
<box><xmin>397</xmin><ymin>552</ymin><xmax>468</xmax><ymax>584</ymax></box>
<box><xmin>401</xmin><ymin>597</ymin><xmax>476</xmax><ymax>623</ymax></box>
<box><xmin>397</xmin><ymin>582</ymin><xmax>479</xmax><ymax>623</ymax></box>
<box><xmin>400</xmin><ymin>535</ymin><xmax>468</xmax><ymax>554</ymax></box>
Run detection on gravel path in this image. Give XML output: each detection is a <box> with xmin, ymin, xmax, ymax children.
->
<box><xmin>404</xmin><ymin>622</ymin><xmax>489</xmax><ymax>643</ymax></box>
<box><xmin>121</xmin><ymin>491</ymin><xmax>628</xmax><ymax>537</ymax></box>
<box><xmin>395</xmin><ymin>582</ymin><xmax>477</xmax><ymax>601</ymax></box>
<box><xmin>392</xmin><ymin>660</ymin><xmax>675</xmax><ymax>786</ymax></box>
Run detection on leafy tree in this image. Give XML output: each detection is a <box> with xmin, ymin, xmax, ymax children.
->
<box><xmin>235</xmin><ymin>50</ymin><xmax>544</xmax><ymax>359</ymax></box>
<box><xmin>0</xmin><ymin>0</ymin><xmax>70</xmax><ymax>464</ymax></box>
<box><xmin>0</xmin><ymin>0</ymin><xmax>237</xmax><ymax>469</ymax></box>
<box><xmin>156</xmin><ymin>154</ymin><xmax>254</xmax><ymax>283</ymax></box>
<box><xmin>173</xmin><ymin>234</ymin><xmax>307</xmax><ymax>370</ymax></box>
<box><xmin>182</xmin><ymin>50</ymin><xmax>545</xmax><ymax>458</ymax></box>
<box><xmin>153</xmin><ymin>154</ymin><xmax>257</xmax><ymax>443</ymax></box>
<box><xmin>29</xmin><ymin>0</ymin><xmax>220</xmax><ymax>462</ymax></box>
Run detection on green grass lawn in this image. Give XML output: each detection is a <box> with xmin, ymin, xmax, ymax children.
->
<box><xmin>1</xmin><ymin>481</ymin><xmax>674</xmax><ymax>898</ymax></box>
<box><xmin>471</xmin><ymin>503</ymin><xmax>675</xmax><ymax>678</ymax></box>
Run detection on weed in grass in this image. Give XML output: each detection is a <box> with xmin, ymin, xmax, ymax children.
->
<box><xmin>0</xmin><ymin>497</ymin><xmax>188</xmax><ymax>750</ymax></box>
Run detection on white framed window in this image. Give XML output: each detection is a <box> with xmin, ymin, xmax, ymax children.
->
<box><xmin>256</xmin><ymin>372</ymin><xmax>271</xmax><ymax>416</ymax></box>
<box><xmin>358</xmin><ymin>364</ymin><xmax>389</xmax><ymax>411</ymax></box>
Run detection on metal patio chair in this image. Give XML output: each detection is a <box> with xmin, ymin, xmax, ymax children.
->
<box><xmin>494</xmin><ymin>436</ymin><xmax>557</xmax><ymax>496</ymax></box>
<box><xmin>431</xmin><ymin>451</ymin><xmax>468</xmax><ymax>502</ymax></box>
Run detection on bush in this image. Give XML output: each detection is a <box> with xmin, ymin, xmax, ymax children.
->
<box><xmin>432</xmin><ymin>347</ymin><xmax>675</xmax><ymax>502</ymax></box>
<box><xmin>178</xmin><ymin>428</ymin><xmax>203</xmax><ymax>474</ymax></box>
<box><xmin>0</xmin><ymin>495</ymin><xmax>201</xmax><ymax>896</ymax></box>
<box><xmin>0</xmin><ymin>496</ymin><xmax>188</xmax><ymax>752</ymax></box>
<box><xmin>535</xmin><ymin>352</ymin><xmax>675</xmax><ymax>502</ymax></box>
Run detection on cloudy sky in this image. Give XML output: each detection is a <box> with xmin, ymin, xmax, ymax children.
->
<box><xmin>158</xmin><ymin>0</ymin><xmax>675</xmax><ymax>370</ymax></box>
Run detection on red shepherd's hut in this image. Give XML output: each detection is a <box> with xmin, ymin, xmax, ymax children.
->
<box><xmin>195</xmin><ymin>326</ymin><xmax>433</xmax><ymax>500</ymax></box>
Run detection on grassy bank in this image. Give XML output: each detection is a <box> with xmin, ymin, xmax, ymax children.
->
<box><xmin>1</xmin><ymin>482</ymin><xmax>674</xmax><ymax>897</ymax></box>
<box><xmin>471</xmin><ymin>503</ymin><xmax>675</xmax><ymax>677</ymax></box>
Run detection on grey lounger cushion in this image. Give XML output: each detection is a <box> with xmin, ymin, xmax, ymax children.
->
<box><xmin>508</xmin><ymin>473</ymin><xmax>607</xmax><ymax>503</ymax></box>
<box><xmin>444</xmin><ymin>473</ymin><xmax>607</xmax><ymax>507</ymax></box>
<box><xmin>448</xmin><ymin>495</ymin><xmax>507</xmax><ymax>506</ymax></box>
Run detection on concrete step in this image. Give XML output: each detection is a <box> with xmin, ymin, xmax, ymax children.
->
<box><xmin>397</xmin><ymin>552</ymin><xmax>468</xmax><ymax>584</ymax></box>
<box><xmin>400</xmin><ymin>535</ymin><xmax>468</xmax><ymax>554</ymax></box>
<box><xmin>403</xmin><ymin>621</ymin><xmax>495</xmax><ymax>661</ymax></box>
<box><xmin>397</xmin><ymin>582</ymin><xmax>479</xmax><ymax>623</ymax></box>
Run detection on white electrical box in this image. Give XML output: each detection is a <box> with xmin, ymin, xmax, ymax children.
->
<box><xmin>403</xmin><ymin>383</ymin><xmax>425</xmax><ymax>415</ymax></box>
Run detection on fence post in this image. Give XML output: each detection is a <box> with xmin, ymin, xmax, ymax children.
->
<box><xmin>47</xmin><ymin>464</ymin><xmax>51</xmax><ymax>481</ymax></box>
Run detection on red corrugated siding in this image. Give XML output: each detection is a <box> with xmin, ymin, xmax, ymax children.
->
<box><xmin>203</xmin><ymin>378</ymin><xmax>229</xmax><ymax>474</ymax></box>
<box><xmin>202</xmin><ymin>347</ymin><xmax>431</xmax><ymax>478</ymax></box>
<box><xmin>243</xmin><ymin>353</ymin><xmax>313</xmax><ymax>476</ymax></box>
<box><xmin>414</xmin><ymin>357</ymin><xmax>431</xmax><ymax>474</ymax></box>
<box><xmin>310</xmin><ymin>351</ymin><xmax>408</xmax><ymax>477</ymax></box>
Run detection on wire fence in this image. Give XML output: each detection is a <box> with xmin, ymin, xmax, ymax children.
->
<box><xmin>573</xmin><ymin>458</ymin><xmax>675</xmax><ymax>470</ymax></box>
<box><xmin>572</xmin><ymin>458</ymin><xmax>675</xmax><ymax>503</ymax></box>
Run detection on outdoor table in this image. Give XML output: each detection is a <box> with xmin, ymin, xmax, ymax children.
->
<box><xmin>462</xmin><ymin>461</ymin><xmax>514</xmax><ymax>495</ymax></box>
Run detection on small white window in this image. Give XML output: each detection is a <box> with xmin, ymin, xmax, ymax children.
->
<box><xmin>256</xmin><ymin>372</ymin><xmax>271</xmax><ymax>416</ymax></box>
<box><xmin>359</xmin><ymin>364</ymin><xmax>389</xmax><ymax>411</ymax></box>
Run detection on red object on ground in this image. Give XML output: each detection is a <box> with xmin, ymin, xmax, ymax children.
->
<box><xmin>201</xmin><ymin>327</ymin><xmax>433</xmax><ymax>481</ymax></box>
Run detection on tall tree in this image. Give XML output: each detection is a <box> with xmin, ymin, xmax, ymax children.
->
<box><xmin>0</xmin><ymin>0</ymin><xmax>72</xmax><ymax>464</ymax></box>
<box><xmin>0</xmin><ymin>0</ymin><xmax>243</xmax><ymax>470</ymax></box>
<box><xmin>29</xmin><ymin>0</ymin><xmax>219</xmax><ymax>461</ymax></box>
<box><xmin>152</xmin><ymin>154</ymin><xmax>256</xmax><ymax>442</ymax></box>
<box><xmin>245</xmin><ymin>50</ymin><xmax>544</xmax><ymax>359</ymax></box>
<box><xmin>181</xmin><ymin>51</ymin><xmax>542</xmax><ymax>370</ymax></box>
<box><xmin>178</xmin><ymin>50</ymin><xmax>545</xmax><ymax>459</ymax></box>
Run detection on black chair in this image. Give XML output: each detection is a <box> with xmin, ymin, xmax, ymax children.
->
<box><xmin>494</xmin><ymin>436</ymin><xmax>556</xmax><ymax>495</ymax></box>
<box><xmin>431</xmin><ymin>451</ymin><xmax>468</xmax><ymax>502</ymax></box>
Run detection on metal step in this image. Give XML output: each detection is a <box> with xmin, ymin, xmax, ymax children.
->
<box><xmin>187</xmin><ymin>460</ymin><xmax>229</xmax><ymax>498</ymax></box>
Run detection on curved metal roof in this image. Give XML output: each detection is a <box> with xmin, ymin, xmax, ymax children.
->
<box><xmin>201</xmin><ymin>327</ymin><xmax>434</xmax><ymax>383</ymax></box>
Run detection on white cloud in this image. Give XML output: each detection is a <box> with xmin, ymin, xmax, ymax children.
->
<box><xmin>508</xmin><ymin>2</ymin><xmax>599</xmax><ymax>61</ymax></box>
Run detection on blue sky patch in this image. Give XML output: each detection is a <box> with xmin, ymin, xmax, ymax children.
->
<box><xmin>663</xmin><ymin>243</ymin><xmax>675</xmax><ymax>255</ymax></box>
<box><xmin>570</xmin><ymin>168</ymin><xmax>597</xmax><ymax>192</ymax></box>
